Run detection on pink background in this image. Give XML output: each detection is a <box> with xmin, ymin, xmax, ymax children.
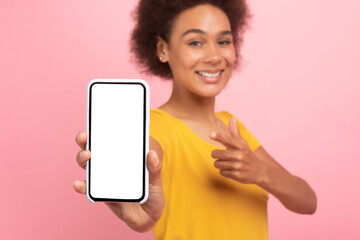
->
<box><xmin>1</xmin><ymin>0</ymin><xmax>359</xmax><ymax>239</ymax></box>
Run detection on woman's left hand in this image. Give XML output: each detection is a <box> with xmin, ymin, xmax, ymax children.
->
<box><xmin>210</xmin><ymin>117</ymin><xmax>317</xmax><ymax>214</ymax></box>
<box><xmin>210</xmin><ymin>117</ymin><xmax>268</xmax><ymax>185</ymax></box>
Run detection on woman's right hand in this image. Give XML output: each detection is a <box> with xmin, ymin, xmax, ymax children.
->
<box><xmin>73</xmin><ymin>131</ymin><xmax>164</xmax><ymax>233</ymax></box>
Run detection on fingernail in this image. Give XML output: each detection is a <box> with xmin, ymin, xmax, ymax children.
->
<box><xmin>153</xmin><ymin>151</ymin><xmax>159</xmax><ymax>166</ymax></box>
<box><xmin>210</xmin><ymin>132</ymin><xmax>217</xmax><ymax>138</ymax></box>
<box><xmin>156</xmin><ymin>159</ymin><xmax>159</xmax><ymax>167</ymax></box>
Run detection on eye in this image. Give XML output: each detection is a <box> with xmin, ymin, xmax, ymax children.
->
<box><xmin>188</xmin><ymin>41</ymin><xmax>202</xmax><ymax>46</ymax></box>
<box><xmin>218</xmin><ymin>40</ymin><xmax>232</xmax><ymax>45</ymax></box>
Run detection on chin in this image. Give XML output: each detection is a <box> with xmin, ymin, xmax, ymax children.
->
<box><xmin>196</xmin><ymin>86</ymin><xmax>225</xmax><ymax>98</ymax></box>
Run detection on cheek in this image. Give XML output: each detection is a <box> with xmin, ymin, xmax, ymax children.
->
<box><xmin>175</xmin><ymin>47</ymin><xmax>202</xmax><ymax>68</ymax></box>
<box><xmin>168</xmin><ymin>50</ymin><xmax>200</xmax><ymax>80</ymax></box>
<box><xmin>224</xmin><ymin>48</ymin><xmax>236</xmax><ymax>66</ymax></box>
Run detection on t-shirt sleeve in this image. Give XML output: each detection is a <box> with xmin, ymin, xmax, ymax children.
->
<box><xmin>149</xmin><ymin>109</ymin><xmax>172</xmax><ymax>153</ymax></box>
<box><xmin>223</xmin><ymin>111</ymin><xmax>261</xmax><ymax>151</ymax></box>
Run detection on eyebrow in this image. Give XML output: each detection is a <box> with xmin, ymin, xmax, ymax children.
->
<box><xmin>181</xmin><ymin>29</ymin><xmax>233</xmax><ymax>38</ymax></box>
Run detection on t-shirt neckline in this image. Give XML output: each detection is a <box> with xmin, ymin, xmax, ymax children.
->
<box><xmin>153</xmin><ymin>108</ymin><xmax>227</xmax><ymax>149</ymax></box>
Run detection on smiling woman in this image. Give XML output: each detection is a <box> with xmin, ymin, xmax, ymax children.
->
<box><xmin>130</xmin><ymin>0</ymin><xmax>249</xmax><ymax>79</ymax></box>
<box><xmin>156</xmin><ymin>4</ymin><xmax>236</xmax><ymax>98</ymax></box>
<box><xmin>73</xmin><ymin>0</ymin><xmax>317</xmax><ymax>239</ymax></box>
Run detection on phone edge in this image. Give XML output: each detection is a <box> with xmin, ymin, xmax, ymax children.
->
<box><xmin>85</xmin><ymin>79</ymin><xmax>149</xmax><ymax>204</ymax></box>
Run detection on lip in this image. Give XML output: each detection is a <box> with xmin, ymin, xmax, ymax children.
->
<box><xmin>195</xmin><ymin>70</ymin><xmax>224</xmax><ymax>84</ymax></box>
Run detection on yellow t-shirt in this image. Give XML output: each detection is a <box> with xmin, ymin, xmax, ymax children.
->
<box><xmin>150</xmin><ymin>109</ymin><xmax>268</xmax><ymax>240</ymax></box>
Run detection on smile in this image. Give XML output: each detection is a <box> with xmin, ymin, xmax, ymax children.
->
<box><xmin>196</xmin><ymin>71</ymin><xmax>223</xmax><ymax>77</ymax></box>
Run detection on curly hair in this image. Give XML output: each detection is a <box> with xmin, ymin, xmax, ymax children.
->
<box><xmin>130</xmin><ymin>0</ymin><xmax>250</xmax><ymax>79</ymax></box>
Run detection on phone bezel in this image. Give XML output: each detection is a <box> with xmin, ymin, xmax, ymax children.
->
<box><xmin>86</xmin><ymin>79</ymin><xmax>149</xmax><ymax>203</ymax></box>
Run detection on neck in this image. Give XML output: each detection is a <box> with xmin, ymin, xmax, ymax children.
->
<box><xmin>159</xmin><ymin>81</ymin><xmax>217</xmax><ymax>124</ymax></box>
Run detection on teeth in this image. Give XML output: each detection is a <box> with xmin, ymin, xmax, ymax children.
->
<box><xmin>197</xmin><ymin>71</ymin><xmax>221</xmax><ymax>77</ymax></box>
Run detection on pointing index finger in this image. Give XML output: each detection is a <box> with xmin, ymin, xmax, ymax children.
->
<box><xmin>229</xmin><ymin>117</ymin><xmax>239</xmax><ymax>138</ymax></box>
<box><xmin>229</xmin><ymin>117</ymin><xmax>245</xmax><ymax>141</ymax></box>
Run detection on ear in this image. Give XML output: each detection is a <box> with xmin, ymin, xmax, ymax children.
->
<box><xmin>156</xmin><ymin>36</ymin><xmax>169</xmax><ymax>63</ymax></box>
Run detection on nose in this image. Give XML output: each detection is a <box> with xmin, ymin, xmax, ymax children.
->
<box><xmin>204</xmin><ymin>44</ymin><xmax>221</xmax><ymax>65</ymax></box>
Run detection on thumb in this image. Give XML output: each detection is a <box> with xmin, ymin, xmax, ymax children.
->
<box><xmin>147</xmin><ymin>150</ymin><xmax>162</xmax><ymax>187</ymax></box>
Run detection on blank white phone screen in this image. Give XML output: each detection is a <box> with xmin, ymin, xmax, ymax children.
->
<box><xmin>89</xmin><ymin>83</ymin><xmax>145</xmax><ymax>200</ymax></box>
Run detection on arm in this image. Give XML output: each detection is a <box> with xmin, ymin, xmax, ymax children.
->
<box><xmin>254</xmin><ymin>146</ymin><xmax>317</xmax><ymax>214</ymax></box>
<box><xmin>210</xmin><ymin>117</ymin><xmax>317</xmax><ymax>215</ymax></box>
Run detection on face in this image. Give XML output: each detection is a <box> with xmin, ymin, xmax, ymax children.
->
<box><xmin>157</xmin><ymin>4</ymin><xmax>236</xmax><ymax>98</ymax></box>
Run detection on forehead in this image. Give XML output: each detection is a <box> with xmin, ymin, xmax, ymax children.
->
<box><xmin>171</xmin><ymin>4</ymin><xmax>232</xmax><ymax>36</ymax></box>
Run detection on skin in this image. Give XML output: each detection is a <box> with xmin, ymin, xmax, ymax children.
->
<box><xmin>74</xmin><ymin>4</ymin><xmax>317</xmax><ymax>233</ymax></box>
<box><xmin>74</xmin><ymin>133</ymin><xmax>163</xmax><ymax>232</ymax></box>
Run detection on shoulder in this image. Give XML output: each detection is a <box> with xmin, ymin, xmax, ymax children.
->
<box><xmin>150</xmin><ymin>108</ymin><xmax>174</xmax><ymax>152</ymax></box>
<box><xmin>150</xmin><ymin>108</ymin><xmax>166</xmax><ymax>119</ymax></box>
<box><xmin>216</xmin><ymin>110</ymin><xmax>246</xmax><ymax>129</ymax></box>
<box><xmin>150</xmin><ymin>109</ymin><xmax>170</xmax><ymax>127</ymax></box>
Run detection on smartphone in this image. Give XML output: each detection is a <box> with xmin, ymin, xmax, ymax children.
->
<box><xmin>86</xmin><ymin>79</ymin><xmax>149</xmax><ymax>204</ymax></box>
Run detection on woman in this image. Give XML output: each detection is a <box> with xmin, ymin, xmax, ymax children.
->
<box><xmin>74</xmin><ymin>0</ymin><xmax>317</xmax><ymax>239</ymax></box>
